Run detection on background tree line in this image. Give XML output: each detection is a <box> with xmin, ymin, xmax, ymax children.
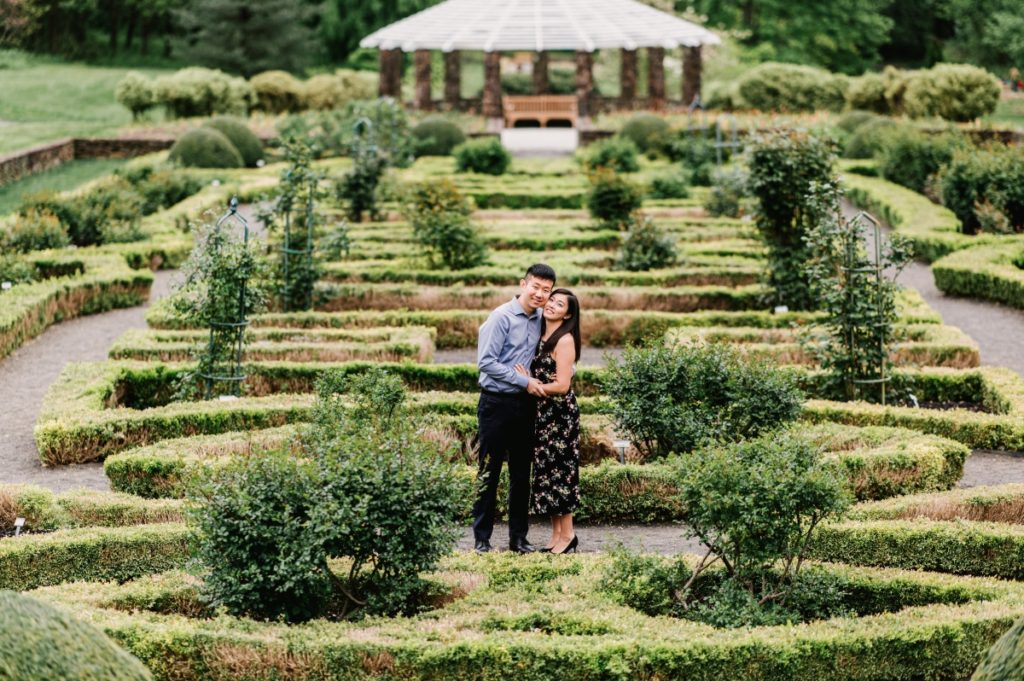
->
<box><xmin>2</xmin><ymin>0</ymin><xmax>1023</xmax><ymax>77</ymax></box>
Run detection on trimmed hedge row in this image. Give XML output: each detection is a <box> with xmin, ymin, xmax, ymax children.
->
<box><xmin>108</xmin><ymin>326</ymin><xmax>436</xmax><ymax>363</ymax></box>
<box><xmin>843</xmin><ymin>172</ymin><xmax>988</xmax><ymax>263</ymax></box>
<box><xmin>933</xmin><ymin>240</ymin><xmax>1024</xmax><ymax>310</ymax></box>
<box><xmin>0</xmin><ymin>524</ymin><xmax>189</xmax><ymax>591</ymax></box>
<box><xmin>27</xmin><ymin>557</ymin><xmax>1024</xmax><ymax>681</ymax></box>
<box><xmin>0</xmin><ymin>253</ymin><xmax>152</xmax><ymax>361</ymax></box>
<box><xmin>668</xmin><ymin>323</ymin><xmax>980</xmax><ymax>368</ymax></box>
<box><xmin>146</xmin><ymin>289</ymin><xmax>942</xmax><ymax>348</ymax></box>
<box><xmin>103</xmin><ymin>422</ymin><xmax>967</xmax><ymax>506</ymax></box>
<box><xmin>314</xmin><ymin>282</ymin><xmax>767</xmax><ymax>313</ymax></box>
<box><xmin>0</xmin><ymin>484</ymin><xmax>182</xmax><ymax>531</ymax></box>
<box><xmin>38</xmin><ymin>360</ymin><xmax>1020</xmax><ymax>464</ymax></box>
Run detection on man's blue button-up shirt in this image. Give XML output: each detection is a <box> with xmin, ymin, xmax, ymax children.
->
<box><xmin>477</xmin><ymin>297</ymin><xmax>542</xmax><ymax>393</ymax></box>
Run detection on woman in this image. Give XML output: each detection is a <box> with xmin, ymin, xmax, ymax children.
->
<box><xmin>515</xmin><ymin>288</ymin><xmax>582</xmax><ymax>555</ymax></box>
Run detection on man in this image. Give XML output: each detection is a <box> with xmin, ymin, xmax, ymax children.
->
<box><xmin>471</xmin><ymin>263</ymin><xmax>556</xmax><ymax>554</ymax></box>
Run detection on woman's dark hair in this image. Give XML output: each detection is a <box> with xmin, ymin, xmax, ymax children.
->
<box><xmin>541</xmin><ymin>288</ymin><xmax>581</xmax><ymax>361</ymax></box>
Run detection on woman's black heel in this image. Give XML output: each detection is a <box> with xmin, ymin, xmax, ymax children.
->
<box><xmin>553</xmin><ymin>535</ymin><xmax>578</xmax><ymax>555</ymax></box>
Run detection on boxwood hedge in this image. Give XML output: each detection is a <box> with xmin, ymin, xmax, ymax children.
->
<box><xmin>933</xmin><ymin>239</ymin><xmax>1024</xmax><ymax>310</ymax></box>
<box><xmin>25</xmin><ymin>556</ymin><xmax>1024</xmax><ymax>681</ymax></box>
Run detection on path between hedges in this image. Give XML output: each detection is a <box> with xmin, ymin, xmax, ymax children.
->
<box><xmin>0</xmin><ymin>271</ymin><xmax>178</xmax><ymax>493</ymax></box>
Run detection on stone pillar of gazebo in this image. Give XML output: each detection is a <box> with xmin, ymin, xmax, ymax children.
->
<box><xmin>620</xmin><ymin>48</ymin><xmax>637</xmax><ymax>102</ymax></box>
<box><xmin>482</xmin><ymin>51</ymin><xmax>503</xmax><ymax>119</ymax></box>
<box><xmin>379</xmin><ymin>48</ymin><xmax>403</xmax><ymax>100</ymax></box>
<box><xmin>683</xmin><ymin>45</ymin><xmax>702</xmax><ymax>107</ymax></box>
<box><xmin>414</xmin><ymin>49</ymin><xmax>432</xmax><ymax>110</ymax></box>
<box><xmin>444</xmin><ymin>50</ymin><xmax>461</xmax><ymax>109</ymax></box>
<box><xmin>575</xmin><ymin>50</ymin><xmax>594</xmax><ymax>118</ymax></box>
<box><xmin>648</xmin><ymin>46</ymin><xmax>666</xmax><ymax>110</ymax></box>
<box><xmin>533</xmin><ymin>51</ymin><xmax>550</xmax><ymax>94</ymax></box>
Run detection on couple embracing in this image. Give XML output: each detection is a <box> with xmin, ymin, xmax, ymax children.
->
<box><xmin>472</xmin><ymin>263</ymin><xmax>583</xmax><ymax>555</ymax></box>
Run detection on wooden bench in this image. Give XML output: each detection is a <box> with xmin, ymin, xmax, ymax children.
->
<box><xmin>502</xmin><ymin>95</ymin><xmax>579</xmax><ymax>128</ymax></box>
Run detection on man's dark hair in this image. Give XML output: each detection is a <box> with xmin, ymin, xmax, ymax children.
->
<box><xmin>524</xmin><ymin>263</ymin><xmax>556</xmax><ymax>283</ymax></box>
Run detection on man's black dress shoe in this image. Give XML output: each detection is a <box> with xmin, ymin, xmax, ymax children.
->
<box><xmin>474</xmin><ymin>540</ymin><xmax>491</xmax><ymax>553</ymax></box>
<box><xmin>509</xmin><ymin>538</ymin><xmax>536</xmax><ymax>554</ymax></box>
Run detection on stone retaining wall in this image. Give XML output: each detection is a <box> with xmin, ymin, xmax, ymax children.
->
<box><xmin>0</xmin><ymin>137</ymin><xmax>177</xmax><ymax>188</ymax></box>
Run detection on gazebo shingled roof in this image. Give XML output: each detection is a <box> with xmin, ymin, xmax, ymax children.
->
<box><xmin>360</xmin><ymin>0</ymin><xmax>720</xmax><ymax>52</ymax></box>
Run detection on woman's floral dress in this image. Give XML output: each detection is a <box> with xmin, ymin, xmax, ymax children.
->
<box><xmin>530</xmin><ymin>340</ymin><xmax>581</xmax><ymax>515</ymax></box>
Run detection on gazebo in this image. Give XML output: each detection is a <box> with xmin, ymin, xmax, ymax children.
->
<box><xmin>359</xmin><ymin>0</ymin><xmax>720</xmax><ymax>124</ymax></box>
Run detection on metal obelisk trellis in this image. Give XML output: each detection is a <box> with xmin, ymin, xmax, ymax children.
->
<box><xmin>280</xmin><ymin>170</ymin><xmax>317</xmax><ymax>312</ymax></box>
<box><xmin>201</xmin><ymin>197</ymin><xmax>250</xmax><ymax>400</ymax></box>
<box><xmin>844</xmin><ymin>210</ymin><xmax>890</xmax><ymax>405</ymax></box>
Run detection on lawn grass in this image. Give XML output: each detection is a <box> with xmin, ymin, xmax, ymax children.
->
<box><xmin>0</xmin><ymin>158</ymin><xmax>126</xmax><ymax>215</ymax></box>
<box><xmin>982</xmin><ymin>95</ymin><xmax>1024</xmax><ymax>129</ymax></box>
<box><xmin>0</xmin><ymin>58</ymin><xmax>172</xmax><ymax>155</ymax></box>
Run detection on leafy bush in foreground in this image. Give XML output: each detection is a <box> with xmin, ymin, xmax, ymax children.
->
<box><xmin>973</xmin><ymin>616</ymin><xmax>1024</xmax><ymax>680</ymax></box>
<box><xmin>604</xmin><ymin>342</ymin><xmax>803</xmax><ymax>459</ymax></box>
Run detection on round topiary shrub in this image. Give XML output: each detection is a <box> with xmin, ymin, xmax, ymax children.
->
<box><xmin>587</xmin><ymin>167</ymin><xmax>644</xmax><ymax>228</ymax></box>
<box><xmin>842</xmin><ymin>117</ymin><xmax>900</xmax><ymax>159</ymax></box>
<box><xmin>581</xmin><ymin>137</ymin><xmax>640</xmax><ymax>173</ymax></box>
<box><xmin>973</xmin><ymin>617</ymin><xmax>1024</xmax><ymax>680</ymax></box>
<box><xmin>454</xmin><ymin>137</ymin><xmax>511</xmax><ymax>175</ymax></box>
<box><xmin>303</xmin><ymin>69</ymin><xmax>376</xmax><ymax>110</ymax></box>
<box><xmin>845</xmin><ymin>73</ymin><xmax>889</xmax><ymax>114</ymax></box>
<box><xmin>202</xmin><ymin>116</ymin><xmax>263</xmax><ymax>167</ymax></box>
<box><xmin>250</xmin><ymin>70</ymin><xmax>305</xmax><ymax>113</ymax></box>
<box><xmin>903</xmin><ymin>63</ymin><xmax>1001</xmax><ymax>122</ymax></box>
<box><xmin>153</xmin><ymin>67</ymin><xmax>254</xmax><ymax>118</ymax></box>
<box><xmin>620</xmin><ymin>113</ymin><xmax>670</xmax><ymax>154</ymax></box>
<box><xmin>115</xmin><ymin>71</ymin><xmax>157</xmax><ymax>119</ymax></box>
<box><xmin>411</xmin><ymin>116</ymin><xmax>467</xmax><ymax>157</ymax></box>
<box><xmin>0</xmin><ymin>590</ymin><xmax>153</xmax><ymax>680</ymax></box>
<box><xmin>737</xmin><ymin>62</ymin><xmax>848</xmax><ymax>112</ymax></box>
<box><xmin>168</xmin><ymin>128</ymin><xmax>243</xmax><ymax>168</ymax></box>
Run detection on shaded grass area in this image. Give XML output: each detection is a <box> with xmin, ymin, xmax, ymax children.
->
<box><xmin>0</xmin><ymin>158</ymin><xmax>125</xmax><ymax>215</ymax></box>
<box><xmin>0</xmin><ymin>60</ymin><xmax>171</xmax><ymax>155</ymax></box>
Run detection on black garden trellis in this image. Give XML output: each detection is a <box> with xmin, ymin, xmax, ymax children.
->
<box><xmin>201</xmin><ymin>197</ymin><xmax>251</xmax><ymax>400</ymax></box>
<box><xmin>278</xmin><ymin>145</ymin><xmax>322</xmax><ymax>312</ymax></box>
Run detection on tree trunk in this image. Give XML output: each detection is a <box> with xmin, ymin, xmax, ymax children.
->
<box><xmin>533</xmin><ymin>51</ymin><xmax>549</xmax><ymax>94</ymax></box>
<box><xmin>379</xmin><ymin>48</ymin><xmax>403</xmax><ymax>100</ymax></box>
<box><xmin>620</xmin><ymin>48</ymin><xmax>637</xmax><ymax>101</ymax></box>
<box><xmin>482</xmin><ymin>51</ymin><xmax>502</xmax><ymax>119</ymax></box>
<box><xmin>683</xmin><ymin>46</ymin><xmax>702</xmax><ymax>107</ymax></box>
<box><xmin>647</xmin><ymin>46</ymin><xmax>665</xmax><ymax>111</ymax></box>
<box><xmin>414</xmin><ymin>49</ymin><xmax>432</xmax><ymax>110</ymax></box>
<box><xmin>124</xmin><ymin>8</ymin><xmax>137</xmax><ymax>49</ymax></box>
<box><xmin>444</xmin><ymin>50</ymin><xmax>461</xmax><ymax>108</ymax></box>
<box><xmin>575</xmin><ymin>50</ymin><xmax>594</xmax><ymax>118</ymax></box>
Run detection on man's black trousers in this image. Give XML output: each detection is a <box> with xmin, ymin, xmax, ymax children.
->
<box><xmin>471</xmin><ymin>391</ymin><xmax>534</xmax><ymax>544</ymax></box>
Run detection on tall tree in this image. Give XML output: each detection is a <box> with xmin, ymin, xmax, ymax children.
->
<box><xmin>683</xmin><ymin>0</ymin><xmax>894</xmax><ymax>74</ymax></box>
<box><xmin>941</xmin><ymin>0</ymin><xmax>1024</xmax><ymax>73</ymax></box>
<box><xmin>320</xmin><ymin>0</ymin><xmax>439</xmax><ymax>63</ymax></box>
<box><xmin>177</xmin><ymin>0</ymin><xmax>318</xmax><ymax>76</ymax></box>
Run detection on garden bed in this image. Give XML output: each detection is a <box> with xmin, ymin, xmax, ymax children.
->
<box><xmin>932</xmin><ymin>239</ymin><xmax>1024</xmax><ymax>310</ymax></box>
<box><xmin>25</xmin><ymin>555</ymin><xmax>1024</xmax><ymax>680</ymax></box>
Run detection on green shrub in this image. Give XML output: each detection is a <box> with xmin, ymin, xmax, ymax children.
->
<box><xmin>704</xmin><ymin>167</ymin><xmax>747</xmax><ymax>218</ymax></box>
<box><xmin>973</xmin><ymin>617</ymin><xmax>1024</xmax><ymax>680</ymax></box>
<box><xmin>845</xmin><ymin>74</ymin><xmax>888</xmax><ymax>114</ymax></box>
<box><xmin>454</xmin><ymin>137</ymin><xmax>511</xmax><ymax>175</ymax></box>
<box><xmin>942</xmin><ymin>145</ymin><xmax>1024</xmax><ymax>235</ymax></box>
<box><xmin>168</xmin><ymin>128</ymin><xmax>244</xmax><ymax>169</ymax></box>
<box><xmin>404</xmin><ymin>179</ymin><xmax>488</xmax><ymax>270</ymax></box>
<box><xmin>187</xmin><ymin>450</ymin><xmax>331</xmax><ymax>622</ymax></box>
<box><xmin>877</xmin><ymin>128</ymin><xmax>965</xmax><ymax>194</ymax></box>
<box><xmin>0</xmin><ymin>253</ymin><xmax>35</xmax><ymax>286</ymax></box>
<box><xmin>836</xmin><ymin>110</ymin><xmax>881</xmax><ymax>134</ymax></box>
<box><xmin>250</xmin><ymin>70</ymin><xmax>304</xmax><ymax>113</ymax></box>
<box><xmin>903</xmin><ymin>63</ymin><xmax>1001</xmax><ymax>122</ymax></box>
<box><xmin>154</xmin><ymin>67</ymin><xmax>254</xmax><ymax>118</ymax></box>
<box><xmin>0</xmin><ymin>590</ymin><xmax>154</xmax><ymax>680</ymax></box>
<box><xmin>202</xmin><ymin>116</ymin><xmax>263</xmax><ymax>167</ymax></box>
<box><xmin>648</xmin><ymin>169</ymin><xmax>690</xmax><ymax>199</ymax></box>
<box><xmin>115</xmin><ymin>71</ymin><xmax>157</xmax><ymax>119</ymax></box>
<box><xmin>665</xmin><ymin>134</ymin><xmax>717</xmax><ymax>183</ymax></box>
<box><xmin>411</xmin><ymin>116</ymin><xmax>466</xmax><ymax>156</ymax></box>
<box><xmin>843</xmin><ymin>117</ymin><xmax>901</xmax><ymax>159</ymax></box>
<box><xmin>620</xmin><ymin>113</ymin><xmax>670</xmax><ymax>154</ymax></box>
<box><xmin>2</xmin><ymin>208</ymin><xmax>68</xmax><ymax>252</ymax></box>
<box><xmin>737</xmin><ymin>62</ymin><xmax>848</xmax><ymax>112</ymax></box>
<box><xmin>303</xmin><ymin>69</ymin><xmax>376</xmax><ymax>111</ymax></box>
<box><xmin>130</xmin><ymin>169</ymin><xmax>204</xmax><ymax>214</ymax></box>
<box><xmin>615</xmin><ymin>216</ymin><xmax>677</xmax><ymax>271</ymax></box>
<box><xmin>581</xmin><ymin>137</ymin><xmax>640</xmax><ymax>173</ymax></box>
<box><xmin>748</xmin><ymin>130</ymin><xmax>838</xmax><ymax>309</ymax></box>
<box><xmin>604</xmin><ymin>342</ymin><xmax>803</xmax><ymax>459</ymax></box>
<box><xmin>587</xmin><ymin>168</ymin><xmax>643</xmax><ymax>228</ymax></box>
